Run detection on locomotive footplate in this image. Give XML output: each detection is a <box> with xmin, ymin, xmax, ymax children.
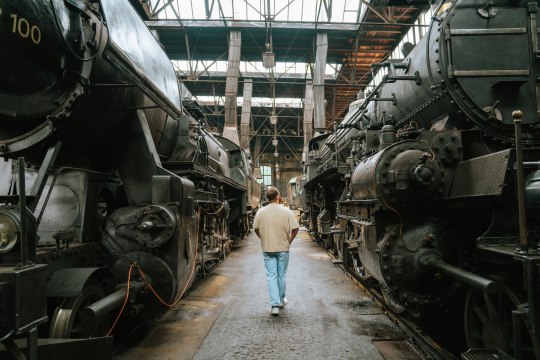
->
<box><xmin>460</xmin><ymin>348</ymin><xmax>513</xmax><ymax>360</ymax></box>
<box><xmin>477</xmin><ymin>244</ymin><xmax>540</xmax><ymax>260</ymax></box>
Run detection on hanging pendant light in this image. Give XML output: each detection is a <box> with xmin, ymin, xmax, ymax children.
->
<box><xmin>272</xmin><ymin>137</ymin><xmax>278</xmax><ymax>146</ymax></box>
<box><xmin>262</xmin><ymin>33</ymin><xmax>275</xmax><ymax>70</ymax></box>
<box><xmin>262</xmin><ymin>51</ymin><xmax>275</xmax><ymax>69</ymax></box>
<box><xmin>270</xmin><ymin>112</ymin><xmax>278</xmax><ymax>125</ymax></box>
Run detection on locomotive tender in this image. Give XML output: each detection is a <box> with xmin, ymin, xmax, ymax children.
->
<box><xmin>302</xmin><ymin>0</ymin><xmax>540</xmax><ymax>357</ymax></box>
<box><xmin>0</xmin><ymin>0</ymin><xmax>259</xmax><ymax>355</ymax></box>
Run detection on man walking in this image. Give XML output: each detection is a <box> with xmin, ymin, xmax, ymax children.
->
<box><xmin>254</xmin><ymin>187</ymin><xmax>299</xmax><ymax>316</ymax></box>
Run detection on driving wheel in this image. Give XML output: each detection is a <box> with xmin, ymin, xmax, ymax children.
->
<box><xmin>464</xmin><ymin>279</ymin><xmax>540</xmax><ymax>359</ymax></box>
<box><xmin>49</xmin><ymin>286</ymin><xmax>110</xmax><ymax>338</ymax></box>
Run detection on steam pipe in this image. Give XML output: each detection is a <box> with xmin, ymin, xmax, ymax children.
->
<box><xmin>513</xmin><ymin>110</ymin><xmax>529</xmax><ymax>254</ymax></box>
<box><xmin>81</xmin><ymin>282</ymin><xmax>145</xmax><ymax>323</ymax></box>
<box><xmin>18</xmin><ymin>157</ymin><xmax>28</xmax><ymax>266</ymax></box>
<box><xmin>421</xmin><ymin>256</ymin><xmax>498</xmax><ymax>294</ymax></box>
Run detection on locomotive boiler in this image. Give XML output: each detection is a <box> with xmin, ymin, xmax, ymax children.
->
<box><xmin>302</xmin><ymin>0</ymin><xmax>540</xmax><ymax>358</ymax></box>
<box><xmin>0</xmin><ymin>0</ymin><xmax>259</xmax><ymax>356</ymax></box>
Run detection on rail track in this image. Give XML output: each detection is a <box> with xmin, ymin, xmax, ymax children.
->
<box><xmin>345</xmin><ymin>265</ymin><xmax>457</xmax><ymax>360</ymax></box>
<box><xmin>310</xmin><ymin>231</ymin><xmax>459</xmax><ymax>360</ymax></box>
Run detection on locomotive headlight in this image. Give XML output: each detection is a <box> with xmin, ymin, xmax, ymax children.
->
<box><xmin>0</xmin><ymin>212</ymin><xmax>19</xmax><ymax>253</ymax></box>
<box><xmin>0</xmin><ymin>222</ymin><xmax>8</xmax><ymax>246</ymax></box>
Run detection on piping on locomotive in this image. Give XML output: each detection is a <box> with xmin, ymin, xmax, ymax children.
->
<box><xmin>302</xmin><ymin>0</ymin><xmax>540</xmax><ymax>357</ymax></box>
<box><xmin>0</xmin><ymin>0</ymin><xmax>260</xmax><ymax>349</ymax></box>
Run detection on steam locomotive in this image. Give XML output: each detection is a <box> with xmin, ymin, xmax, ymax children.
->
<box><xmin>302</xmin><ymin>0</ymin><xmax>540</xmax><ymax>358</ymax></box>
<box><xmin>0</xmin><ymin>0</ymin><xmax>259</xmax><ymax>356</ymax></box>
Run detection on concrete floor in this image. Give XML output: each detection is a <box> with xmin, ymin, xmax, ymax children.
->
<box><xmin>117</xmin><ymin>229</ymin><xmax>421</xmax><ymax>360</ymax></box>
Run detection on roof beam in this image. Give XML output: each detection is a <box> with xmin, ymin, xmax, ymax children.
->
<box><xmin>322</xmin><ymin>0</ymin><xmax>333</xmax><ymax>21</ymax></box>
<box><xmin>204</xmin><ymin>0</ymin><xmax>216</xmax><ymax>19</ymax></box>
<box><xmin>179</xmin><ymin>71</ymin><xmax>337</xmax><ymax>80</ymax></box>
<box><xmin>147</xmin><ymin>19</ymin><xmax>391</xmax><ymax>32</ymax></box>
<box><xmin>151</xmin><ymin>0</ymin><xmax>174</xmax><ymax>17</ymax></box>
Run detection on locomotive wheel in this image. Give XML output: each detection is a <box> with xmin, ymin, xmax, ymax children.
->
<box><xmin>381</xmin><ymin>285</ymin><xmax>406</xmax><ymax>314</ymax></box>
<box><xmin>49</xmin><ymin>286</ymin><xmax>110</xmax><ymax>338</ymax></box>
<box><xmin>464</xmin><ymin>280</ymin><xmax>540</xmax><ymax>358</ymax></box>
<box><xmin>333</xmin><ymin>233</ymin><xmax>343</xmax><ymax>260</ymax></box>
<box><xmin>323</xmin><ymin>234</ymin><xmax>332</xmax><ymax>250</ymax></box>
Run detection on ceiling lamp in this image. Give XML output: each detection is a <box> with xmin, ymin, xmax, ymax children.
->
<box><xmin>270</xmin><ymin>114</ymin><xmax>278</xmax><ymax>125</ymax></box>
<box><xmin>272</xmin><ymin>137</ymin><xmax>278</xmax><ymax>146</ymax></box>
<box><xmin>262</xmin><ymin>42</ymin><xmax>275</xmax><ymax>69</ymax></box>
<box><xmin>262</xmin><ymin>52</ymin><xmax>275</xmax><ymax>69</ymax></box>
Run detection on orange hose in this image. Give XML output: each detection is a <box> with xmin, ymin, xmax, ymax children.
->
<box><xmin>106</xmin><ymin>263</ymin><xmax>133</xmax><ymax>336</ymax></box>
<box><xmin>200</xmin><ymin>202</ymin><xmax>225</xmax><ymax>215</ymax></box>
<box><xmin>137</xmin><ymin>207</ymin><xmax>201</xmax><ymax>308</ymax></box>
<box><xmin>106</xmin><ymin>208</ymin><xmax>201</xmax><ymax>336</ymax></box>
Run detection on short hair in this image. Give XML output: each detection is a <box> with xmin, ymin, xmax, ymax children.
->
<box><xmin>266</xmin><ymin>187</ymin><xmax>280</xmax><ymax>202</ymax></box>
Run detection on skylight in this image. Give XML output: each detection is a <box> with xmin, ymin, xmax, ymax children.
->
<box><xmin>149</xmin><ymin>0</ymin><xmax>365</xmax><ymax>23</ymax></box>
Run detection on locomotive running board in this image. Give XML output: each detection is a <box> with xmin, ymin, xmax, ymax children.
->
<box><xmin>461</xmin><ymin>348</ymin><xmax>513</xmax><ymax>360</ymax></box>
<box><xmin>164</xmin><ymin>161</ymin><xmax>247</xmax><ymax>191</ymax></box>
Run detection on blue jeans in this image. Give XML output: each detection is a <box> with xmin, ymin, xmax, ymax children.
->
<box><xmin>263</xmin><ymin>252</ymin><xmax>289</xmax><ymax>306</ymax></box>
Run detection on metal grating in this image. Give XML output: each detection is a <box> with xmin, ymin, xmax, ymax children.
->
<box><xmin>450</xmin><ymin>150</ymin><xmax>511</xmax><ymax>198</ymax></box>
<box><xmin>461</xmin><ymin>348</ymin><xmax>514</xmax><ymax>360</ymax></box>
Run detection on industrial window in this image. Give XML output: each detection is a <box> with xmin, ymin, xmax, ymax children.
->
<box><xmin>260</xmin><ymin>165</ymin><xmax>272</xmax><ymax>186</ymax></box>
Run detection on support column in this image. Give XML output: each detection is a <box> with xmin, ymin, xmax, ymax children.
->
<box><xmin>313</xmin><ymin>32</ymin><xmax>328</xmax><ymax>133</ymax></box>
<box><xmin>240</xmin><ymin>79</ymin><xmax>252</xmax><ymax>152</ymax></box>
<box><xmin>252</xmin><ymin>135</ymin><xmax>262</xmax><ymax>179</ymax></box>
<box><xmin>303</xmin><ymin>81</ymin><xmax>314</xmax><ymax>147</ymax></box>
<box><xmin>222</xmin><ymin>30</ymin><xmax>241</xmax><ymax>145</ymax></box>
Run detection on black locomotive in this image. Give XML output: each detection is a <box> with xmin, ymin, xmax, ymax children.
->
<box><xmin>0</xmin><ymin>0</ymin><xmax>259</xmax><ymax>356</ymax></box>
<box><xmin>302</xmin><ymin>0</ymin><xmax>540</xmax><ymax>358</ymax></box>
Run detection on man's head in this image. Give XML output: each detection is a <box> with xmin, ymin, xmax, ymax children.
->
<box><xmin>266</xmin><ymin>187</ymin><xmax>281</xmax><ymax>203</ymax></box>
